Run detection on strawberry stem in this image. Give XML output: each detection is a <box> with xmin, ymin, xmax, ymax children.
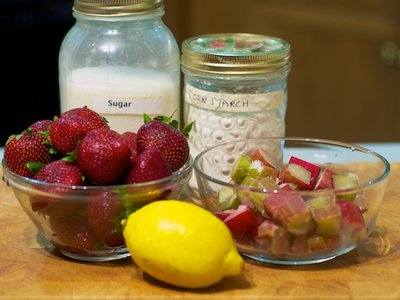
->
<box><xmin>26</xmin><ymin>162</ymin><xmax>45</xmax><ymax>175</ymax></box>
<box><xmin>62</xmin><ymin>149</ymin><xmax>77</xmax><ymax>163</ymax></box>
<box><xmin>143</xmin><ymin>113</ymin><xmax>194</xmax><ymax>137</ymax></box>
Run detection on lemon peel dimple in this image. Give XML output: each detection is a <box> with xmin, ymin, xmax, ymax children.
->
<box><xmin>123</xmin><ymin>200</ymin><xmax>244</xmax><ymax>289</ymax></box>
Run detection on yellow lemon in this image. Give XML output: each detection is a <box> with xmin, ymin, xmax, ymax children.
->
<box><xmin>123</xmin><ymin>200</ymin><xmax>244</xmax><ymax>289</ymax></box>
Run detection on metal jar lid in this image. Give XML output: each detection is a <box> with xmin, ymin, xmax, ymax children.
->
<box><xmin>181</xmin><ymin>33</ymin><xmax>291</xmax><ymax>75</ymax></box>
<box><xmin>73</xmin><ymin>0</ymin><xmax>163</xmax><ymax>16</ymax></box>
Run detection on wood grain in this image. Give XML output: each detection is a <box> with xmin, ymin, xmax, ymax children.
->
<box><xmin>0</xmin><ymin>164</ymin><xmax>399</xmax><ymax>299</ymax></box>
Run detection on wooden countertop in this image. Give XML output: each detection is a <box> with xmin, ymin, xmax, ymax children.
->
<box><xmin>1</xmin><ymin>164</ymin><xmax>399</xmax><ymax>299</ymax></box>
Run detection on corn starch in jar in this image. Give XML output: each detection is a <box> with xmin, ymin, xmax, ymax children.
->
<box><xmin>59</xmin><ymin>0</ymin><xmax>180</xmax><ymax>133</ymax></box>
<box><xmin>181</xmin><ymin>33</ymin><xmax>291</xmax><ymax>194</ymax></box>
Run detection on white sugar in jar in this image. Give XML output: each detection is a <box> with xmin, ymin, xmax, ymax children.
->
<box><xmin>62</xmin><ymin>66</ymin><xmax>177</xmax><ymax>133</ymax></box>
<box><xmin>181</xmin><ymin>33</ymin><xmax>291</xmax><ymax>162</ymax></box>
<box><xmin>59</xmin><ymin>0</ymin><xmax>180</xmax><ymax>132</ymax></box>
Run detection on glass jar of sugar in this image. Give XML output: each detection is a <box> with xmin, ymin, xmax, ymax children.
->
<box><xmin>59</xmin><ymin>0</ymin><xmax>180</xmax><ymax>133</ymax></box>
<box><xmin>181</xmin><ymin>33</ymin><xmax>291</xmax><ymax>160</ymax></box>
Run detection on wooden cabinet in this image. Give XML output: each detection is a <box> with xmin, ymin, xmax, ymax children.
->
<box><xmin>164</xmin><ymin>0</ymin><xmax>400</xmax><ymax>142</ymax></box>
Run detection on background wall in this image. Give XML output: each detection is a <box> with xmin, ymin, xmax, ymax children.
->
<box><xmin>1</xmin><ymin>0</ymin><xmax>74</xmax><ymax>145</ymax></box>
<box><xmin>164</xmin><ymin>0</ymin><xmax>400</xmax><ymax>143</ymax></box>
<box><xmin>2</xmin><ymin>0</ymin><xmax>399</xmax><ymax>145</ymax></box>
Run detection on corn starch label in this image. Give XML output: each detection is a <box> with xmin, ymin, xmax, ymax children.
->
<box><xmin>184</xmin><ymin>85</ymin><xmax>285</xmax><ymax>113</ymax></box>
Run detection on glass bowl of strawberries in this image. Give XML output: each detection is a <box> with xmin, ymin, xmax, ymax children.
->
<box><xmin>2</xmin><ymin>108</ymin><xmax>193</xmax><ymax>262</ymax></box>
<box><xmin>193</xmin><ymin>137</ymin><xmax>390</xmax><ymax>265</ymax></box>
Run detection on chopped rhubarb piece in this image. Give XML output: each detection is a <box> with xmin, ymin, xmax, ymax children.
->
<box><xmin>264</xmin><ymin>192</ymin><xmax>291</xmax><ymax>218</ymax></box>
<box><xmin>247</xmin><ymin>160</ymin><xmax>263</xmax><ymax>178</ymax></box>
<box><xmin>264</xmin><ymin>192</ymin><xmax>302</xmax><ymax>219</ymax></box>
<box><xmin>337</xmin><ymin>200</ymin><xmax>366</xmax><ymax>242</ymax></box>
<box><xmin>286</xmin><ymin>211</ymin><xmax>314</xmax><ymax>236</ymax></box>
<box><xmin>251</xmin><ymin>219</ymin><xmax>279</xmax><ymax>239</ymax></box>
<box><xmin>279</xmin><ymin>164</ymin><xmax>311</xmax><ymax>190</ymax></box>
<box><xmin>238</xmin><ymin>177</ymin><xmax>263</xmax><ymax>212</ymax></box>
<box><xmin>215</xmin><ymin>210</ymin><xmax>234</xmax><ymax>221</ymax></box>
<box><xmin>354</xmin><ymin>193</ymin><xmax>368</xmax><ymax>213</ymax></box>
<box><xmin>270</xmin><ymin>226</ymin><xmax>290</xmax><ymax>255</ymax></box>
<box><xmin>290</xmin><ymin>235</ymin><xmax>308</xmax><ymax>254</ymax></box>
<box><xmin>307</xmin><ymin>235</ymin><xmax>328</xmax><ymax>251</ymax></box>
<box><xmin>312</xmin><ymin>208</ymin><xmax>341</xmax><ymax>238</ymax></box>
<box><xmin>257</xmin><ymin>177</ymin><xmax>280</xmax><ymax>190</ymax></box>
<box><xmin>238</xmin><ymin>176</ymin><xmax>279</xmax><ymax>214</ymax></box>
<box><xmin>307</xmin><ymin>194</ymin><xmax>341</xmax><ymax>238</ymax></box>
<box><xmin>337</xmin><ymin>200</ymin><xmax>365</xmax><ymax>229</ymax></box>
<box><xmin>279</xmin><ymin>156</ymin><xmax>321</xmax><ymax>190</ymax></box>
<box><xmin>249</xmin><ymin>148</ymin><xmax>279</xmax><ymax>169</ymax></box>
<box><xmin>279</xmin><ymin>183</ymin><xmax>298</xmax><ymax>190</ymax></box>
<box><xmin>218</xmin><ymin>186</ymin><xmax>239</xmax><ymax>210</ymax></box>
<box><xmin>247</xmin><ymin>160</ymin><xmax>279</xmax><ymax>180</ymax></box>
<box><xmin>231</xmin><ymin>154</ymin><xmax>253</xmax><ymax>184</ymax></box>
<box><xmin>314</xmin><ymin>168</ymin><xmax>335</xmax><ymax>190</ymax></box>
<box><xmin>264</xmin><ymin>192</ymin><xmax>314</xmax><ymax>236</ymax></box>
<box><xmin>333</xmin><ymin>172</ymin><xmax>359</xmax><ymax>201</ymax></box>
<box><xmin>307</xmin><ymin>193</ymin><xmax>336</xmax><ymax>210</ymax></box>
<box><xmin>259</xmin><ymin>165</ymin><xmax>279</xmax><ymax>179</ymax></box>
<box><xmin>223</xmin><ymin>205</ymin><xmax>260</xmax><ymax>238</ymax></box>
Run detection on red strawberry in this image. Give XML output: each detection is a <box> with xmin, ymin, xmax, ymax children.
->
<box><xmin>25</xmin><ymin>119</ymin><xmax>52</xmax><ymax>134</ymax></box>
<box><xmin>136</xmin><ymin>116</ymin><xmax>190</xmax><ymax>172</ymax></box>
<box><xmin>77</xmin><ymin>128</ymin><xmax>131</xmax><ymax>184</ymax></box>
<box><xmin>4</xmin><ymin>130</ymin><xmax>52</xmax><ymax>178</ymax></box>
<box><xmin>60</xmin><ymin>106</ymin><xmax>109</xmax><ymax>130</ymax></box>
<box><xmin>49</xmin><ymin>213</ymin><xmax>97</xmax><ymax>253</ymax></box>
<box><xmin>33</xmin><ymin>160</ymin><xmax>83</xmax><ymax>185</ymax></box>
<box><xmin>103</xmin><ymin>235</ymin><xmax>125</xmax><ymax>248</ymax></box>
<box><xmin>121</xmin><ymin>131</ymin><xmax>138</xmax><ymax>164</ymax></box>
<box><xmin>30</xmin><ymin>160</ymin><xmax>84</xmax><ymax>214</ymax></box>
<box><xmin>30</xmin><ymin>194</ymin><xmax>81</xmax><ymax>217</ymax></box>
<box><xmin>125</xmin><ymin>147</ymin><xmax>172</xmax><ymax>184</ymax></box>
<box><xmin>49</xmin><ymin>115</ymin><xmax>92</xmax><ymax>155</ymax></box>
<box><xmin>86</xmin><ymin>192</ymin><xmax>124</xmax><ymax>247</ymax></box>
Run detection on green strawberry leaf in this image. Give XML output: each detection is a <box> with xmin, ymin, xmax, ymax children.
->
<box><xmin>49</xmin><ymin>147</ymin><xmax>58</xmax><ymax>155</ymax></box>
<box><xmin>26</xmin><ymin>162</ymin><xmax>45</xmax><ymax>175</ymax></box>
<box><xmin>122</xmin><ymin>202</ymin><xmax>139</xmax><ymax>220</ymax></box>
<box><xmin>143</xmin><ymin>112</ymin><xmax>193</xmax><ymax>137</ymax></box>
<box><xmin>143</xmin><ymin>113</ymin><xmax>152</xmax><ymax>123</ymax></box>
<box><xmin>24</xmin><ymin>127</ymin><xmax>34</xmax><ymax>136</ymax></box>
<box><xmin>5</xmin><ymin>134</ymin><xmax>17</xmax><ymax>145</ymax></box>
<box><xmin>169</xmin><ymin>119</ymin><xmax>179</xmax><ymax>129</ymax></box>
<box><xmin>181</xmin><ymin>121</ymin><xmax>194</xmax><ymax>137</ymax></box>
<box><xmin>63</xmin><ymin>149</ymin><xmax>77</xmax><ymax>163</ymax></box>
<box><xmin>154</xmin><ymin>114</ymin><xmax>172</xmax><ymax>124</ymax></box>
<box><xmin>43</xmin><ymin>139</ymin><xmax>52</xmax><ymax>146</ymax></box>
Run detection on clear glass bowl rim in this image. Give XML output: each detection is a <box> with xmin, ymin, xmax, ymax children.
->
<box><xmin>2</xmin><ymin>154</ymin><xmax>193</xmax><ymax>191</ymax></box>
<box><xmin>193</xmin><ymin>137</ymin><xmax>391</xmax><ymax>195</ymax></box>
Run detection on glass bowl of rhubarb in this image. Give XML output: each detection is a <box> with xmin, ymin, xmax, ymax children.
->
<box><xmin>193</xmin><ymin>137</ymin><xmax>390</xmax><ymax>265</ymax></box>
<box><xmin>2</xmin><ymin>156</ymin><xmax>193</xmax><ymax>262</ymax></box>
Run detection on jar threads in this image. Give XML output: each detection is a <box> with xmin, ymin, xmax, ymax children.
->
<box><xmin>181</xmin><ymin>33</ymin><xmax>290</xmax><ymax>76</ymax></box>
<box><xmin>73</xmin><ymin>0</ymin><xmax>163</xmax><ymax>16</ymax></box>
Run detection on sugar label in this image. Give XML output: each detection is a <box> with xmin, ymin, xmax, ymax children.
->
<box><xmin>93</xmin><ymin>95</ymin><xmax>166</xmax><ymax>115</ymax></box>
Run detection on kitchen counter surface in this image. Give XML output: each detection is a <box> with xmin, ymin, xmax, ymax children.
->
<box><xmin>0</xmin><ymin>144</ymin><xmax>399</xmax><ymax>299</ymax></box>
